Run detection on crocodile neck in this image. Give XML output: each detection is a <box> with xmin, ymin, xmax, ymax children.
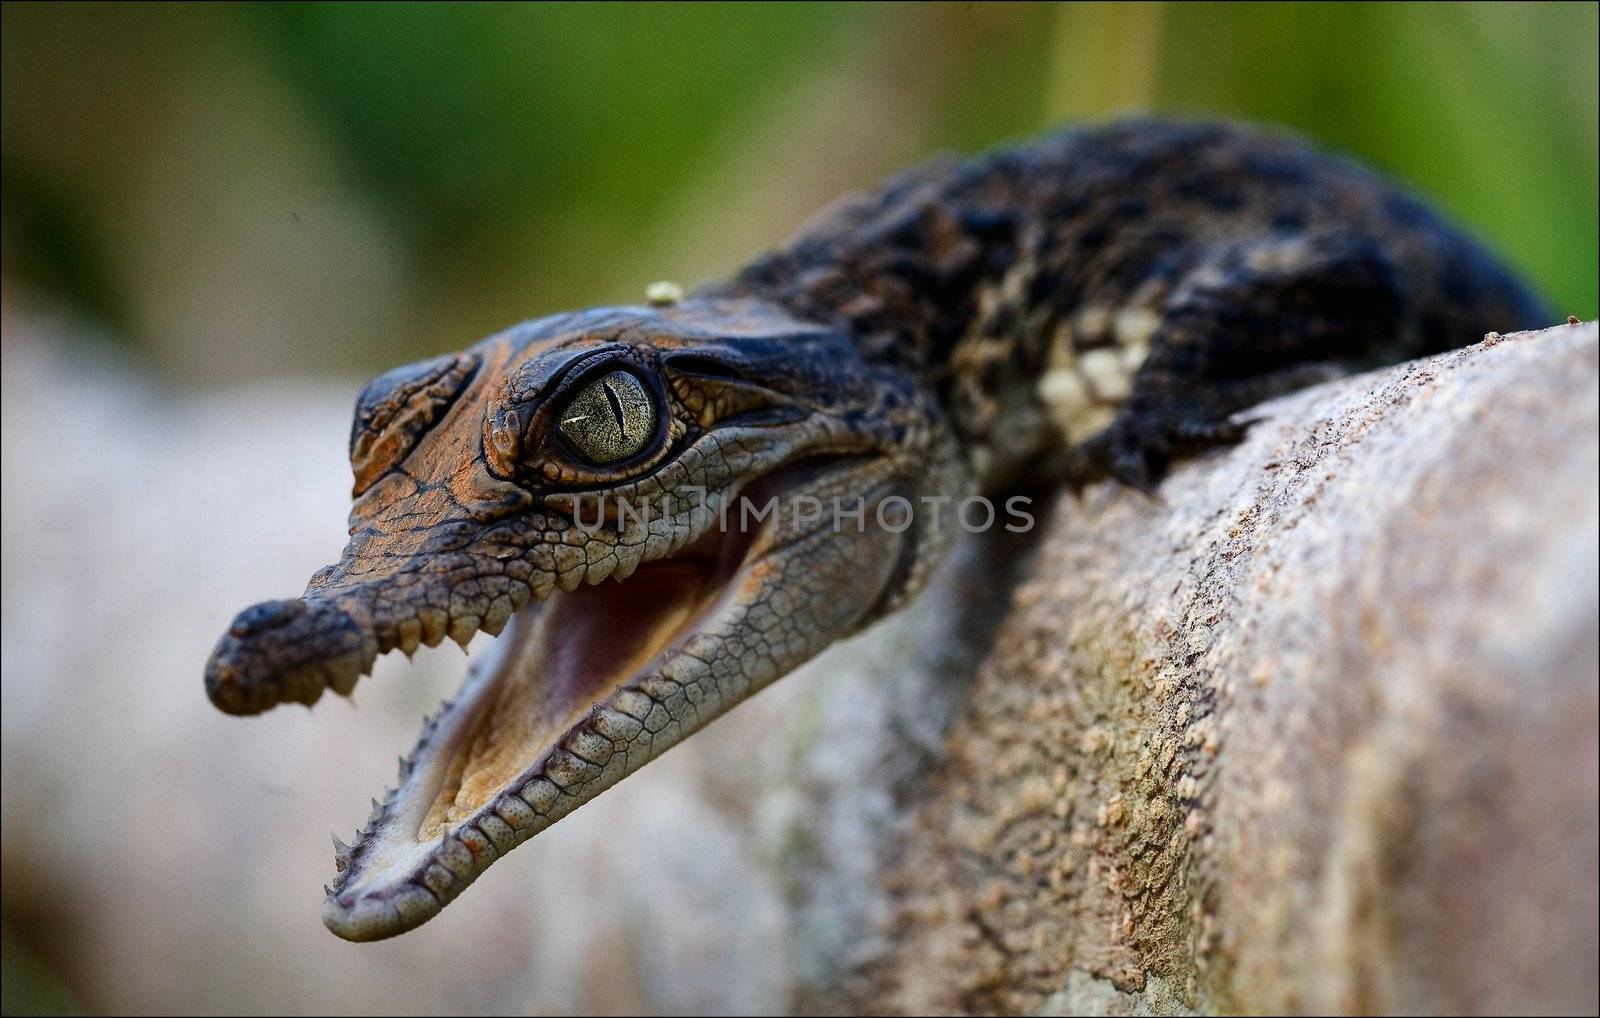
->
<box><xmin>700</xmin><ymin>150</ymin><xmax>1053</xmax><ymax>488</ymax></box>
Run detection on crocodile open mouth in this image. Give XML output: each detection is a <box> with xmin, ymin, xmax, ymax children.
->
<box><xmin>202</xmin><ymin>447</ymin><xmax>906</xmax><ymax>941</ymax></box>
<box><xmin>322</xmin><ymin>511</ymin><xmax>767</xmax><ymax>941</ymax></box>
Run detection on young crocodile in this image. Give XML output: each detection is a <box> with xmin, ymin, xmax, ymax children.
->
<box><xmin>204</xmin><ymin>119</ymin><xmax>1549</xmax><ymax>941</ymax></box>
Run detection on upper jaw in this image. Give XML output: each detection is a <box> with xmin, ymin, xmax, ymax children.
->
<box><xmin>203</xmin><ymin>548</ymin><xmax>526</xmax><ymax>718</ymax></box>
<box><xmin>203</xmin><ymin>475</ymin><xmax>695</xmax><ymax>718</ymax></box>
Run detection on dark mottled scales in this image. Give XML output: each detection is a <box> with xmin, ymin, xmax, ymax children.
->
<box><xmin>707</xmin><ymin>119</ymin><xmax>1550</xmax><ymax>490</ymax></box>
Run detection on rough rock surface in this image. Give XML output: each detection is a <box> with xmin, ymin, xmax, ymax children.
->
<box><xmin>823</xmin><ymin>322</ymin><xmax>1598</xmax><ymax>1014</ymax></box>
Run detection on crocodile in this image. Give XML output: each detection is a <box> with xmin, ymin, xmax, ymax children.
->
<box><xmin>204</xmin><ymin>119</ymin><xmax>1549</xmax><ymax>941</ymax></box>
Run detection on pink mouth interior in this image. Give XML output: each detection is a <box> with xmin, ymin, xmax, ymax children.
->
<box><xmin>416</xmin><ymin>525</ymin><xmax>753</xmax><ymax>839</ymax></box>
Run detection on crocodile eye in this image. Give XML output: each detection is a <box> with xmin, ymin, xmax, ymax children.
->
<box><xmin>556</xmin><ymin>369</ymin><xmax>657</xmax><ymax>465</ymax></box>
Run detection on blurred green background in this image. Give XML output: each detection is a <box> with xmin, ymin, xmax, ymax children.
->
<box><xmin>2</xmin><ymin>2</ymin><xmax>1595</xmax><ymax>389</ymax></box>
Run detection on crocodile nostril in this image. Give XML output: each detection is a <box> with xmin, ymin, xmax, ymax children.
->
<box><xmin>229</xmin><ymin>598</ymin><xmax>309</xmax><ymax>638</ymax></box>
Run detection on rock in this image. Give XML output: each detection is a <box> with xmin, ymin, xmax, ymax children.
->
<box><xmin>837</xmin><ymin>322</ymin><xmax>1598</xmax><ymax>1014</ymax></box>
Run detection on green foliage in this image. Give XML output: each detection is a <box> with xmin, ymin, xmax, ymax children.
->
<box><xmin>248</xmin><ymin>3</ymin><xmax>856</xmax><ymax>245</ymax></box>
<box><xmin>2</xmin><ymin>2</ymin><xmax>1594</xmax><ymax>378</ymax></box>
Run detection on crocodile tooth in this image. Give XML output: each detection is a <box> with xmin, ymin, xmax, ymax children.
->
<box><xmin>449</xmin><ymin>615</ymin><xmax>478</xmax><ymax>649</ymax></box>
<box><xmin>368</xmin><ymin>799</ymin><xmax>384</xmax><ymax>824</ymax></box>
<box><xmin>326</xmin><ymin>659</ymin><xmax>360</xmax><ymax>696</ymax></box>
<box><xmin>332</xmin><ymin>833</ymin><xmax>353</xmax><ymax>871</ymax></box>
<box><xmin>398</xmin><ymin>755</ymin><xmax>412</xmax><ymax>781</ymax></box>
<box><xmin>419</xmin><ymin>608</ymin><xmax>448</xmax><ymax>647</ymax></box>
<box><xmin>480</xmin><ymin>596</ymin><xmax>512</xmax><ymax>636</ymax></box>
<box><xmin>396</xmin><ymin>619</ymin><xmax>422</xmax><ymax>657</ymax></box>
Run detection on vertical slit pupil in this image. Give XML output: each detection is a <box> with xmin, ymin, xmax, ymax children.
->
<box><xmin>602</xmin><ymin>379</ymin><xmax>628</xmax><ymax>439</ymax></box>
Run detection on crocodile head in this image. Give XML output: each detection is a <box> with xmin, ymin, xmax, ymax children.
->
<box><xmin>204</xmin><ymin>298</ymin><xmax>965</xmax><ymax>940</ymax></box>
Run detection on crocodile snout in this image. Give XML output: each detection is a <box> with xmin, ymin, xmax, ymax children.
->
<box><xmin>205</xmin><ymin>597</ymin><xmax>376</xmax><ymax>715</ymax></box>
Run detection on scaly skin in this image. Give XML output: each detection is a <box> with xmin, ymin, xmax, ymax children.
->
<box><xmin>205</xmin><ymin>119</ymin><xmax>1549</xmax><ymax>940</ymax></box>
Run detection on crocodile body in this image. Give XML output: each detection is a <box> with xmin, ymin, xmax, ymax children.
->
<box><xmin>205</xmin><ymin>119</ymin><xmax>1548</xmax><ymax>940</ymax></box>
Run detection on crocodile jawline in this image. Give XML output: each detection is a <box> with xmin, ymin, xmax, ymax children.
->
<box><xmin>325</xmin><ymin>514</ymin><xmax>761</xmax><ymax>940</ymax></box>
